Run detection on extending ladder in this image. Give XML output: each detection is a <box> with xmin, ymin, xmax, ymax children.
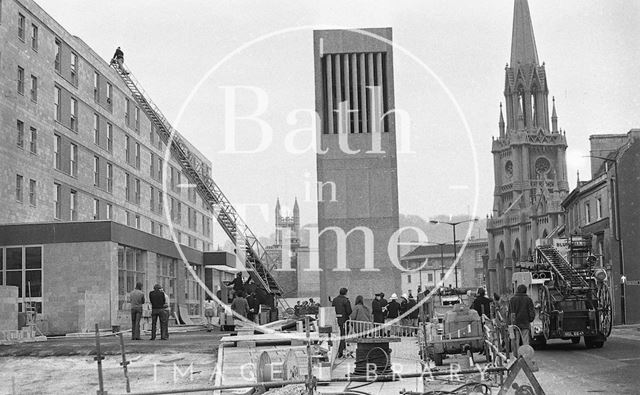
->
<box><xmin>111</xmin><ymin>62</ymin><xmax>286</xmax><ymax>303</ymax></box>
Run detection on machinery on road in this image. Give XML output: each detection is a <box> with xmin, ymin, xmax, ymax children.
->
<box><xmin>513</xmin><ymin>236</ymin><xmax>612</xmax><ymax>349</ymax></box>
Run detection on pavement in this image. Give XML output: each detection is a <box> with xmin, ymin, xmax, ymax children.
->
<box><xmin>0</xmin><ymin>327</ymin><xmax>226</xmax><ymax>357</ymax></box>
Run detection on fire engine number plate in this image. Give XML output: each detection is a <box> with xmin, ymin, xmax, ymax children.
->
<box><xmin>565</xmin><ymin>331</ymin><xmax>584</xmax><ymax>337</ymax></box>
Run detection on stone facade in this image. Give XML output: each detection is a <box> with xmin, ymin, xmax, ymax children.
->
<box><xmin>314</xmin><ymin>28</ymin><xmax>401</xmax><ymax>303</ymax></box>
<box><xmin>0</xmin><ymin>0</ymin><xmax>213</xmax><ymax>246</ymax></box>
<box><xmin>486</xmin><ymin>0</ymin><xmax>569</xmax><ymax>296</ymax></box>
<box><xmin>0</xmin><ymin>0</ymin><xmax>217</xmax><ymax>321</ymax></box>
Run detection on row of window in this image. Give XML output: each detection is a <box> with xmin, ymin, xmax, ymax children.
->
<box><xmin>16</xmin><ymin>66</ymin><xmax>38</xmax><ymax>102</ymax></box>
<box><xmin>583</xmin><ymin>197</ymin><xmax>603</xmax><ymax>224</ymax></box>
<box><xmin>16</xmin><ymin>120</ymin><xmax>37</xmax><ymax>154</ymax></box>
<box><xmin>17</xmin><ymin>13</ymin><xmax>39</xmax><ymax>51</ymax></box>
<box><xmin>15</xmin><ymin>175</ymin><xmax>37</xmax><ymax>206</ymax></box>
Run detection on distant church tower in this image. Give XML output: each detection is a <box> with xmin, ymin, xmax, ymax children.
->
<box><xmin>487</xmin><ymin>0</ymin><xmax>569</xmax><ymax>295</ymax></box>
<box><xmin>275</xmin><ymin>197</ymin><xmax>300</xmax><ymax>247</ymax></box>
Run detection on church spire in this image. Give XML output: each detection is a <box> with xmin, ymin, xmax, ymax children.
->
<box><xmin>551</xmin><ymin>96</ymin><xmax>558</xmax><ymax>133</ymax></box>
<box><xmin>499</xmin><ymin>103</ymin><xmax>505</xmax><ymax>137</ymax></box>
<box><xmin>510</xmin><ymin>0</ymin><xmax>539</xmax><ymax>66</ymax></box>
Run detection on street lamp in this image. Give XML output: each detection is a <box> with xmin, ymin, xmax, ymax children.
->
<box><xmin>584</xmin><ymin>154</ymin><xmax>626</xmax><ymax>324</ymax></box>
<box><xmin>429</xmin><ymin>218</ymin><xmax>479</xmax><ymax>288</ymax></box>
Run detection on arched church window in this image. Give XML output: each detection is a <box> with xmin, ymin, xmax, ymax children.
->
<box><xmin>531</xmin><ymin>87</ymin><xmax>538</xmax><ymax>127</ymax></box>
<box><xmin>518</xmin><ymin>88</ymin><xmax>527</xmax><ymax>127</ymax></box>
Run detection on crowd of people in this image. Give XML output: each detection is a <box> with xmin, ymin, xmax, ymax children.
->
<box><xmin>330</xmin><ymin>284</ymin><xmax>535</xmax><ymax>357</ymax></box>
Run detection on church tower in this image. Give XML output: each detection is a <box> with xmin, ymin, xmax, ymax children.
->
<box><xmin>487</xmin><ymin>0</ymin><xmax>569</xmax><ymax>295</ymax></box>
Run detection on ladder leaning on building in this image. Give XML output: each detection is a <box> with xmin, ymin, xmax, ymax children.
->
<box><xmin>109</xmin><ymin>60</ymin><xmax>288</xmax><ymax>310</ymax></box>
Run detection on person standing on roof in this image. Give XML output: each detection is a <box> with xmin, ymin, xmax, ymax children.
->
<box><xmin>112</xmin><ymin>47</ymin><xmax>128</xmax><ymax>74</ymax></box>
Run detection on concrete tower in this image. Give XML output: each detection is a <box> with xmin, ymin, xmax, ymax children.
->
<box><xmin>314</xmin><ymin>28</ymin><xmax>401</xmax><ymax>303</ymax></box>
<box><xmin>486</xmin><ymin>0</ymin><xmax>569</xmax><ymax>295</ymax></box>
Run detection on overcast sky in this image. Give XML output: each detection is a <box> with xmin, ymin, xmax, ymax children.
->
<box><xmin>40</xmin><ymin>0</ymin><xmax>640</xmax><ymax>240</ymax></box>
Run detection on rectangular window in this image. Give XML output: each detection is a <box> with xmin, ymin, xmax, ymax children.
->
<box><xmin>125</xmin><ymin>135</ymin><xmax>130</xmax><ymax>164</ymax></box>
<box><xmin>93</xmin><ymin>113</ymin><xmax>100</xmax><ymax>144</ymax></box>
<box><xmin>157</xmin><ymin>158</ymin><xmax>163</xmax><ymax>181</ymax></box>
<box><xmin>70</xmin><ymin>143</ymin><xmax>78</xmax><ymax>176</ymax></box>
<box><xmin>184</xmin><ymin>265</ymin><xmax>202</xmax><ymax>315</ymax></box>
<box><xmin>106</xmin><ymin>82</ymin><xmax>113</xmax><ymax>107</ymax></box>
<box><xmin>106</xmin><ymin>163</ymin><xmax>113</xmax><ymax>192</ymax></box>
<box><xmin>135</xmin><ymin>143</ymin><xmax>140</xmax><ymax>169</ymax></box>
<box><xmin>16</xmin><ymin>174</ymin><xmax>23</xmax><ymax>202</ymax></box>
<box><xmin>54</xmin><ymin>39</ymin><xmax>61</xmax><ymax>72</ymax></box>
<box><xmin>17</xmin><ymin>66</ymin><xmax>24</xmax><ymax>95</ymax></box>
<box><xmin>16</xmin><ymin>120</ymin><xmax>24</xmax><ymax>148</ymax></box>
<box><xmin>150</xmin><ymin>186</ymin><xmax>155</xmax><ymax>212</ymax></box>
<box><xmin>135</xmin><ymin>178</ymin><xmax>141</xmax><ymax>204</ymax></box>
<box><xmin>54</xmin><ymin>86</ymin><xmax>61</xmax><ymax>121</ymax></box>
<box><xmin>93</xmin><ymin>156</ymin><xmax>100</xmax><ymax>186</ymax></box>
<box><xmin>30</xmin><ymin>75</ymin><xmax>37</xmax><ymax>102</ymax></box>
<box><xmin>70</xmin><ymin>52</ymin><xmax>78</xmax><ymax>85</ymax></box>
<box><xmin>93</xmin><ymin>198</ymin><xmax>100</xmax><ymax>220</ymax></box>
<box><xmin>135</xmin><ymin>107</ymin><xmax>140</xmax><ymax>131</ymax></box>
<box><xmin>106</xmin><ymin>203</ymin><xmax>113</xmax><ymax>220</ymax></box>
<box><xmin>70</xmin><ymin>97</ymin><xmax>78</xmax><ymax>131</ymax></box>
<box><xmin>29</xmin><ymin>127</ymin><xmax>37</xmax><ymax>153</ymax></box>
<box><xmin>135</xmin><ymin>215</ymin><xmax>141</xmax><ymax>229</ymax></box>
<box><xmin>585</xmin><ymin>202</ymin><xmax>591</xmax><ymax>224</ymax></box>
<box><xmin>151</xmin><ymin>221</ymin><xmax>156</xmax><ymax>235</ymax></box>
<box><xmin>29</xmin><ymin>179</ymin><xmax>36</xmax><ymax>206</ymax></box>
<box><xmin>126</xmin><ymin>211</ymin><xmax>132</xmax><ymax>226</ymax></box>
<box><xmin>70</xmin><ymin>190</ymin><xmax>77</xmax><ymax>220</ymax></box>
<box><xmin>31</xmin><ymin>24</ymin><xmax>38</xmax><ymax>50</ymax></box>
<box><xmin>54</xmin><ymin>183</ymin><xmax>61</xmax><ymax>219</ymax></box>
<box><xmin>158</xmin><ymin>190</ymin><xmax>163</xmax><ymax>214</ymax></box>
<box><xmin>596</xmin><ymin>198</ymin><xmax>602</xmax><ymax>220</ymax></box>
<box><xmin>125</xmin><ymin>172</ymin><xmax>131</xmax><ymax>201</ymax></box>
<box><xmin>118</xmin><ymin>245</ymin><xmax>146</xmax><ymax>311</ymax></box>
<box><xmin>93</xmin><ymin>72</ymin><xmax>99</xmax><ymax>101</ymax></box>
<box><xmin>125</xmin><ymin>98</ymin><xmax>130</xmax><ymax>124</ymax></box>
<box><xmin>106</xmin><ymin>123</ymin><xmax>113</xmax><ymax>152</ymax></box>
<box><xmin>428</xmin><ymin>273</ymin><xmax>434</xmax><ymax>282</ymax></box>
<box><xmin>5</xmin><ymin>247</ymin><xmax>44</xmax><ymax>312</ymax></box>
<box><xmin>18</xmin><ymin>13</ymin><xmax>25</xmax><ymax>40</ymax></box>
<box><xmin>150</xmin><ymin>125</ymin><xmax>155</xmax><ymax>146</ymax></box>
<box><xmin>54</xmin><ymin>134</ymin><xmax>61</xmax><ymax>169</ymax></box>
<box><xmin>177</xmin><ymin>202</ymin><xmax>182</xmax><ymax>223</ymax></box>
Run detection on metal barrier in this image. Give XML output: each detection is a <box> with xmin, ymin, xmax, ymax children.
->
<box><xmin>345</xmin><ymin>320</ymin><xmax>419</xmax><ymax>338</ymax></box>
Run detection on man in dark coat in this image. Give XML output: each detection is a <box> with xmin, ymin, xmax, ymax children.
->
<box><xmin>372</xmin><ymin>293</ymin><xmax>386</xmax><ymax>324</ymax></box>
<box><xmin>471</xmin><ymin>288</ymin><xmax>493</xmax><ymax>319</ymax></box>
<box><xmin>332</xmin><ymin>287</ymin><xmax>352</xmax><ymax>358</ymax></box>
<box><xmin>386</xmin><ymin>294</ymin><xmax>400</xmax><ymax>321</ymax></box>
<box><xmin>149</xmin><ymin>284</ymin><xmax>168</xmax><ymax>340</ymax></box>
<box><xmin>509</xmin><ymin>284</ymin><xmax>536</xmax><ymax>346</ymax></box>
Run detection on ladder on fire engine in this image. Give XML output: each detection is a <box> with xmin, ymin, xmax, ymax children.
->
<box><xmin>110</xmin><ymin>62</ymin><xmax>287</xmax><ymax>306</ymax></box>
<box><xmin>537</xmin><ymin>245</ymin><xmax>589</xmax><ymax>289</ymax></box>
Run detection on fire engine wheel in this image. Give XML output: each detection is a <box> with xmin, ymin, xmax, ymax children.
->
<box><xmin>597</xmin><ymin>283</ymin><xmax>613</xmax><ymax>338</ymax></box>
<box><xmin>538</xmin><ymin>286</ymin><xmax>551</xmax><ymax>339</ymax></box>
<box><xmin>570</xmin><ymin>337</ymin><xmax>580</xmax><ymax>344</ymax></box>
<box><xmin>584</xmin><ymin>336</ymin><xmax>604</xmax><ymax>349</ymax></box>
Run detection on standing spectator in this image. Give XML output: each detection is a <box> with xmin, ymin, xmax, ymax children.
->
<box><xmin>332</xmin><ymin>287</ymin><xmax>352</xmax><ymax>358</ymax></box>
<box><xmin>350</xmin><ymin>295</ymin><xmax>372</xmax><ymax>322</ymax></box>
<box><xmin>372</xmin><ymin>293</ymin><xmax>386</xmax><ymax>324</ymax></box>
<box><xmin>407</xmin><ymin>295</ymin><xmax>418</xmax><ymax>327</ymax></box>
<box><xmin>400</xmin><ymin>293</ymin><xmax>409</xmax><ymax>325</ymax></box>
<box><xmin>509</xmin><ymin>284</ymin><xmax>535</xmax><ymax>346</ymax></box>
<box><xmin>161</xmin><ymin>287</ymin><xmax>171</xmax><ymax>340</ymax></box>
<box><xmin>471</xmin><ymin>288</ymin><xmax>492</xmax><ymax>319</ymax></box>
<box><xmin>386</xmin><ymin>294</ymin><xmax>400</xmax><ymax>321</ymax></box>
<box><xmin>247</xmin><ymin>291</ymin><xmax>260</xmax><ymax>323</ymax></box>
<box><xmin>226</xmin><ymin>272</ymin><xmax>245</xmax><ymax>298</ymax></box>
<box><xmin>129</xmin><ymin>282</ymin><xmax>145</xmax><ymax>340</ymax></box>
<box><xmin>204</xmin><ymin>295</ymin><xmax>216</xmax><ymax>329</ymax></box>
<box><xmin>149</xmin><ymin>284</ymin><xmax>166</xmax><ymax>340</ymax></box>
<box><xmin>231</xmin><ymin>290</ymin><xmax>250</xmax><ymax>318</ymax></box>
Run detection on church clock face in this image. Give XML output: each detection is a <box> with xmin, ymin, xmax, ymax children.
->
<box><xmin>504</xmin><ymin>161</ymin><xmax>513</xmax><ymax>179</ymax></box>
<box><xmin>535</xmin><ymin>157</ymin><xmax>551</xmax><ymax>175</ymax></box>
